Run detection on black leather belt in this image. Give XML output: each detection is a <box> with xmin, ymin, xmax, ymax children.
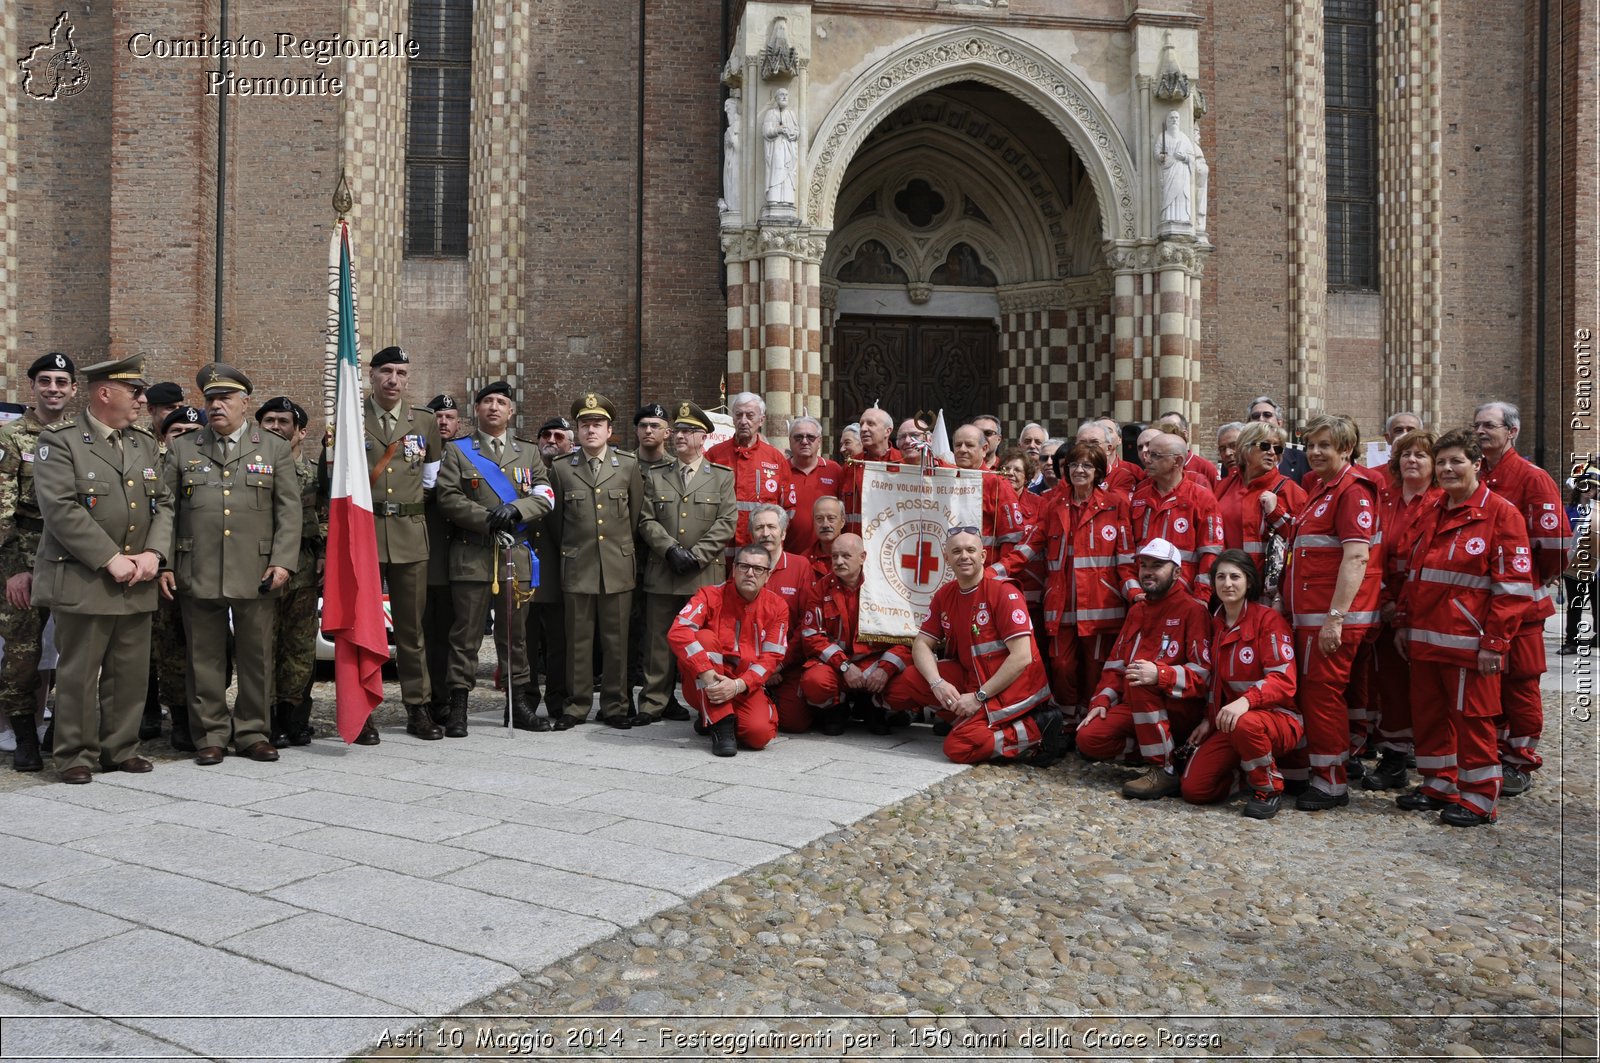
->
<box><xmin>377</xmin><ymin>502</ymin><xmax>426</xmax><ymax>517</ymax></box>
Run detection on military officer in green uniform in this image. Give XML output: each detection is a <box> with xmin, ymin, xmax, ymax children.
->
<box><xmin>323</xmin><ymin>345</ymin><xmax>444</xmax><ymax>742</ymax></box>
<box><xmin>139</xmin><ymin>380</ymin><xmax>186</xmax><ymax>740</ymax></box>
<box><xmin>626</xmin><ymin>403</ymin><xmax>675</xmax><ymax>696</ymax></box>
<box><xmin>32</xmin><ymin>354</ymin><xmax>173</xmax><ymax>784</ymax></box>
<box><xmin>546</xmin><ymin>392</ymin><xmax>647</xmax><ymax>729</ymax></box>
<box><xmin>160</xmin><ymin>365</ymin><xmax>300</xmax><ymax>765</ymax></box>
<box><xmin>0</xmin><ymin>353</ymin><xmax>78</xmax><ymax>772</ymax></box>
<box><xmin>150</xmin><ymin>406</ymin><xmax>205</xmax><ymax>750</ymax></box>
<box><xmin>257</xmin><ymin>397</ymin><xmax>323</xmax><ymax>747</ymax></box>
<box><xmin>635</xmin><ymin>401</ymin><xmax>737</xmax><ymax>724</ymax></box>
<box><xmin>423</xmin><ymin>393</ymin><xmax>464</xmax><ymax>725</ymax></box>
<box><xmin>435</xmin><ymin>381</ymin><xmax>555</xmax><ymax>737</ymax></box>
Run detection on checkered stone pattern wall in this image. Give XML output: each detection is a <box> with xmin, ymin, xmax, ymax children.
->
<box><xmin>1048</xmin><ymin>302</ymin><xmax>1113</xmax><ymax>429</ymax></box>
<box><xmin>0</xmin><ymin>0</ymin><xmax>16</xmax><ymax>401</ymax></box>
<box><xmin>1377</xmin><ymin>0</ymin><xmax>1443</xmax><ymax>430</ymax></box>
<box><xmin>817</xmin><ymin>286</ymin><xmax>837</xmax><ymax>438</ymax></box>
<box><xmin>1111</xmin><ymin>267</ymin><xmax>1165</xmax><ymax>425</ymax></box>
<box><xmin>999</xmin><ymin>307</ymin><xmax>1055</xmax><ymax>427</ymax></box>
<box><xmin>725</xmin><ymin>255</ymin><xmax>759</xmax><ymax>398</ymax></box>
<box><xmin>341</xmin><ymin>0</ymin><xmax>407</xmax><ymax>354</ymax></box>
<box><xmin>799</xmin><ymin>259</ymin><xmax>824</xmax><ymax>427</ymax></box>
<box><xmin>1286</xmin><ymin>0</ymin><xmax>1328</xmax><ymax>428</ymax></box>
<box><xmin>761</xmin><ymin>253</ymin><xmax>795</xmax><ymax>420</ymax></box>
<box><xmin>468</xmin><ymin>0</ymin><xmax>530</xmax><ymax>398</ymax></box>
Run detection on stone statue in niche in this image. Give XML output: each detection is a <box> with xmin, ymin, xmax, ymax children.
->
<box><xmin>762</xmin><ymin>88</ymin><xmax>800</xmax><ymax>217</ymax></box>
<box><xmin>759</xmin><ymin>18</ymin><xmax>800</xmax><ymax>81</ymax></box>
<box><xmin>718</xmin><ymin>96</ymin><xmax>740</xmax><ymax>217</ymax></box>
<box><xmin>1155</xmin><ymin>110</ymin><xmax>1196</xmax><ymax>232</ymax></box>
<box><xmin>1193</xmin><ymin>122</ymin><xmax>1210</xmax><ymax>234</ymax></box>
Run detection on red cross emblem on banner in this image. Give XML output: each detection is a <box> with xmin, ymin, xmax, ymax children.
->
<box><xmin>900</xmin><ymin>539</ymin><xmax>940</xmax><ymax>585</ymax></box>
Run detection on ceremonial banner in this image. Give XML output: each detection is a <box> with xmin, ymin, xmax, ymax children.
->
<box><xmin>859</xmin><ymin>462</ymin><xmax>984</xmax><ymax>642</ymax></box>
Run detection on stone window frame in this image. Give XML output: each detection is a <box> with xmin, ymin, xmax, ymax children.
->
<box><xmin>405</xmin><ymin>0</ymin><xmax>471</xmax><ymax>257</ymax></box>
<box><xmin>1326</xmin><ymin>0</ymin><xmax>1379</xmax><ymax>290</ymax></box>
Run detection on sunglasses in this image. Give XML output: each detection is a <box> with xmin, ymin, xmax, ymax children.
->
<box><xmin>1248</xmin><ymin>410</ymin><xmax>1277</xmax><ymax>421</ymax></box>
<box><xmin>1254</xmin><ymin>442</ymin><xmax>1282</xmax><ymax>454</ymax></box>
<box><xmin>946</xmin><ymin>525</ymin><xmax>981</xmax><ymax>537</ymax></box>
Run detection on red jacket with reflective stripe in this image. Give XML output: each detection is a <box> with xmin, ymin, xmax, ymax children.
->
<box><xmin>799</xmin><ymin>573</ymin><xmax>912</xmax><ymax>677</ymax></box>
<box><xmin>1284</xmin><ymin>463</ymin><xmax>1383</xmax><ymax>632</ymax></box>
<box><xmin>782</xmin><ymin>458</ymin><xmax>843</xmax><ymax>554</ymax></box>
<box><xmin>1087</xmin><ymin>582</ymin><xmax>1213</xmax><ymax>712</ymax></box>
<box><xmin>1395</xmin><ymin>486</ymin><xmax>1536</xmax><ymax>665</ymax></box>
<box><xmin>841</xmin><ymin>448</ymin><xmax>903</xmax><ymax>534</ymax></box>
<box><xmin>1213</xmin><ymin>468</ymin><xmax>1306</xmax><ymax>574</ymax></box>
<box><xmin>1377</xmin><ymin>482</ymin><xmax>1444</xmax><ymax>606</ymax></box>
<box><xmin>1102</xmin><ymin>460</ymin><xmax>1144</xmax><ymax>501</ymax></box>
<box><xmin>764</xmin><ymin>551</ymin><xmax>815</xmax><ymax>671</ymax></box>
<box><xmin>706</xmin><ymin>437</ymin><xmax>791</xmax><ymax>549</ymax></box>
<box><xmin>1209</xmin><ymin>602</ymin><xmax>1298</xmax><ymax>720</ymax></box>
<box><xmin>979</xmin><ymin>473</ymin><xmax>1030</xmax><ymax>579</ymax></box>
<box><xmin>1040</xmin><ymin>488</ymin><xmax>1135</xmax><ymax>636</ymax></box>
<box><xmin>919</xmin><ymin>574</ymin><xmax>1051</xmax><ymax>724</ymax></box>
<box><xmin>1128</xmin><ymin>476</ymin><xmax>1225</xmax><ymax>604</ymax></box>
<box><xmin>1009</xmin><ymin>488</ymin><xmax>1047</xmax><ymax>604</ymax></box>
<box><xmin>669</xmin><ymin>582</ymin><xmax>791</xmax><ymax>691</ymax></box>
<box><xmin>1183</xmin><ymin>451</ymin><xmax>1220</xmax><ymax>490</ymax></box>
<box><xmin>1481</xmin><ymin>447</ymin><xmax>1570</xmax><ymax>621</ymax></box>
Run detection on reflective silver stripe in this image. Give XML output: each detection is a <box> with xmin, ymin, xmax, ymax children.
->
<box><xmin>1420</xmin><ymin>568</ymin><xmax>1490</xmax><ymax>590</ymax></box>
<box><xmin>1046</xmin><ymin>560</ymin><xmax>1064</xmax><ymax>572</ymax></box>
<box><xmin>1307</xmin><ymin>753</ymin><xmax>1345</xmax><ymax>767</ymax></box>
<box><xmin>1102</xmin><ymin>659</ymin><xmax>1126</xmax><ymax>671</ymax></box>
<box><xmin>1293</xmin><ymin>610</ymin><xmax>1380</xmax><ymax>627</ymax></box>
<box><xmin>684</xmin><ymin>640</ymin><xmax>706</xmax><ymax>657</ymax></box>
<box><xmin>1457</xmin><ymin>764</ymin><xmax>1503</xmax><ymax>783</ymax></box>
<box><xmin>1409</xmin><ymin>629</ymin><xmax>1479</xmax><ymax>651</ymax></box>
<box><xmin>999</xmin><ymin>531</ymin><xmax>1023</xmax><ymax>545</ymax></box>
<box><xmin>1226</xmin><ymin>680</ymin><xmax>1262</xmax><ymax>694</ymax></box>
<box><xmin>1413</xmin><ymin>754</ymin><xmax>1457</xmax><ymax>769</ymax></box>
<box><xmin>1079</xmin><ymin>607</ymin><xmax>1126</xmax><ymax>622</ymax></box>
<box><xmin>1491</xmin><ymin>580</ymin><xmax>1535</xmax><ymax>597</ymax></box>
<box><xmin>971</xmin><ymin>640</ymin><xmax>1009</xmax><ymax>656</ymax></box>
<box><xmin>1264</xmin><ymin>664</ymin><xmax>1291</xmax><ymax>675</ymax></box>
<box><xmin>1074</xmin><ymin>555</ymin><xmax>1118</xmax><ymax>569</ymax></box>
<box><xmin>1531</xmin><ymin>535</ymin><xmax>1568</xmax><ymax>550</ymax></box>
<box><xmin>1458</xmin><ymin>790</ymin><xmax>1494</xmax><ymax>813</ymax></box>
<box><xmin>1175</xmin><ymin>548</ymin><xmax>1199</xmax><ymax>562</ymax></box>
<box><xmin>819</xmin><ymin>644</ymin><xmax>844</xmax><ymax>663</ymax></box>
<box><xmin>1508</xmin><ymin>735</ymin><xmax>1537</xmax><ymax>749</ymax></box>
<box><xmin>1239</xmin><ymin>753</ymin><xmax>1273</xmax><ymax>772</ymax></box>
<box><xmin>879</xmin><ymin>654</ymin><xmax>909</xmax><ymax>673</ymax></box>
<box><xmin>1170</xmin><ymin>668</ymin><xmax>1185</xmax><ymax>694</ymax></box>
<box><xmin>981</xmin><ymin>534</ymin><xmax>997</xmax><ymax>546</ymax></box>
<box><xmin>760</xmin><ymin>640</ymin><xmax>785</xmax><ymax>654</ymax></box>
<box><xmin>1309</xmin><ymin>779</ymin><xmax>1348</xmax><ymax>797</ymax></box>
<box><xmin>1189</xmin><ymin>664</ymin><xmax>1211</xmax><ymax>681</ymax></box>
<box><xmin>734</xmin><ymin>500</ymin><xmax>762</xmax><ymax>511</ymax></box>
<box><xmin>1199</xmin><ymin>544</ymin><xmax>1222</xmax><ymax>556</ymax></box>
<box><xmin>1138</xmin><ymin>740</ymin><xmax>1173</xmax><ymax>757</ymax></box>
<box><xmin>1243</xmin><ymin>542</ymin><xmax>1264</xmax><ymax>556</ymax></box>
<box><xmin>1532</xmin><ymin>585</ymin><xmax>1552</xmax><ymax>602</ymax></box>
<box><xmin>1296</xmin><ymin>534</ymin><xmax>1343</xmax><ymax>548</ymax></box>
<box><xmin>701</xmin><ymin>650</ymin><xmax>725</xmax><ymax>664</ymax></box>
<box><xmin>1131</xmin><ymin>710</ymin><xmax>1166</xmax><ymax>725</ymax></box>
<box><xmin>1014</xmin><ymin>544</ymin><xmax>1037</xmax><ymax>561</ymax></box>
<box><xmin>987</xmin><ymin>685</ymin><xmax>1049</xmax><ymax>725</ymax></box>
<box><xmin>747</xmin><ymin>663</ymin><xmax>768</xmax><ymax>679</ymax></box>
<box><xmin>1043</xmin><ymin>609</ymin><xmax>1059</xmax><ymax>623</ymax></box>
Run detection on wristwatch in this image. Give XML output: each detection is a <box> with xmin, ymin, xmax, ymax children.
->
<box><xmin>975</xmin><ymin>688</ymin><xmax>990</xmax><ymax>704</ymax></box>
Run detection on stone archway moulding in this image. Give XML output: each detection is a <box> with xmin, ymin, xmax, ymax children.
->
<box><xmin>805</xmin><ymin>29</ymin><xmax>1136</xmax><ymax>242</ymax></box>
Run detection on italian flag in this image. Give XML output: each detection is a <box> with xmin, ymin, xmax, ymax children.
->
<box><xmin>322</xmin><ymin>221</ymin><xmax>387</xmax><ymax>742</ymax></box>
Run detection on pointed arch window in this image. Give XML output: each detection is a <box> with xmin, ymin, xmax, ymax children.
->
<box><xmin>406</xmin><ymin>0</ymin><xmax>471</xmax><ymax>256</ymax></box>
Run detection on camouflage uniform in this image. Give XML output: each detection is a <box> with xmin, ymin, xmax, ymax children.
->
<box><xmin>0</xmin><ymin>412</ymin><xmax>52</xmax><ymax>723</ymax></box>
<box><xmin>271</xmin><ymin>455</ymin><xmax>324</xmax><ymax>737</ymax></box>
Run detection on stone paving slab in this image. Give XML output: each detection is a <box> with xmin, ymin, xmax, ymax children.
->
<box><xmin>589</xmin><ymin>817</ymin><xmax>792</xmax><ymax>865</ymax></box>
<box><xmin>94</xmin><ymin>765</ymin><xmax>313</xmax><ymax>807</ymax></box>
<box><xmin>567</xmin><ymin>786</ymin><xmax>855</xmax><ymax>845</ymax></box>
<box><xmin>130</xmin><ymin>795</ymin><xmax>330</xmax><ymax>841</ymax></box>
<box><xmin>69</xmin><ymin>820</ymin><xmax>351</xmax><ymax>892</ymax></box>
<box><xmin>0</xmin><ymin>792</ymin><xmax>137</xmax><ymax>844</ymax></box>
<box><xmin>426</xmin><ymin>788</ymin><xmax>624</xmax><ymax>834</ymax></box>
<box><xmin>275</xmin><ymin>825</ymin><xmax>491</xmax><ymax>879</ymax></box>
<box><xmin>246</xmin><ymin>788</ymin><xmax>500</xmax><ymax>841</ymax></box>
<box><xmin>0</xmin><ymin>887</ymin><xmax>133</xmax><ymax>970</ymax></box>
<box><xmin>36</xmin><ymin>863</ymin><xmax>302</xmax><ymax>942</ymax></box>
<box><xmin>0</xmin><ymin>986</ymin><xmax>202</xmax><ymax>1061</ymax></box>
<box><xmin>0</xmin><ymin>835</ymin><xmax>116</xmax><ymax>890</ymax></box>
<box><xmin>440</xmin><ymin>857</ymin><xmax>684</xmax><ymax>925</ymax></box>
<box><xmin>444</xmin><ymin>821</ymin><xmax>744</xmax><ymax>895</ymax></box>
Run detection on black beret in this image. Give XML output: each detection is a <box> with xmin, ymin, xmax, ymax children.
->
<box><xmin>634</xmin><ymin>402</ymin><xmax>669</xmax><ymax>425</ymax></box>
<box><xmin>425</xmin><ymin>394</ymin><xmax>458</xmax><ymax>412</ymax></box>
<box><xmin>537</xmin><ymin>416</ymin><xmax>573</xmax><ymax>435</ymax></box>
<box><xmin>144</xmin><ymin>381</ymin><xmax>184</xmax><ymax>407</ymax></box>
<box><xmin>161</xmin><ymin>406</ymin><xmax>204</xmax><ymax>435</ymax></box>
<box><xmin>475</xmin><ymin>381</ymin><xmax>514</xmax><ymax>404</ymax></box>
<box><xmin>27</xmin><ymin>352</ymin><xmax>75</xmax><ymax>380</ymax></box>
<box><xmin>254</xmin><ymin>396</ymin><xmax>308</xmax><ymax>428</ymax></box>
<box><xmin>370</xmin><ymin>345</ymin><xmax>408</xmax><ymax>368</ymax></box>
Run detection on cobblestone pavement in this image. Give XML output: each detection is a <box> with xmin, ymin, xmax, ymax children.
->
<box><xmin>359</xmin><ymin>674</ymin><xmax>1597</xmax><ymax>1061</ymax></box>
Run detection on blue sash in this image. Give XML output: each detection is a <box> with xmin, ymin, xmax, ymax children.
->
<box><xmin>452</xmin><ymin>438</ymin><xmax>538</xmax><ymax>588</ymax></box>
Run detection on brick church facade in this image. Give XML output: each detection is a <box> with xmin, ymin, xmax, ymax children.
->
<box><xmin>0</xmin><ymin>0</ymin><xmax>1590</xmax><ymax>471</ymax></box>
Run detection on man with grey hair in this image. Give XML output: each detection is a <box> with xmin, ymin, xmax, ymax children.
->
<box><xmin>1080</xmin><ymin>418</ymin><xmax>1143</xmax><ymax>498</ymax></box>
<box><xmin>1382</xmin><ymin>411</ymin><xmax>1422</xmax><ymax>444</ymax></box>
<box><xmin>1215</xmin><ymin>420</ymin><xmax>1244</xmax><ymax>479</ymax></box>
<box><xmin>784</xmin><ymin>415</ymin><xmax>841</xmax><ymax>555</ymax></box>
<box><xmin>1018</xmin><ymin>422</ymin><xmax>1049</xmax><ymax>492</ymax></box>
<box><xmin>747</xmin><ymin>501</ymin><xmax>814</xmax><ymax>731</ymax></box>
<box><xmin>972</xmin><ymin>413</ymin><xmax>1003</xmax><ymax>470</ymax></box>
<box><xmin>707</xmin><ymin>390</ymin><xmax>790</xmax><ymax>556</ymax></box>
<box><xmin>1475</xmin><ymin>399</ymin><xmax>1570</xmax><ymax>795</ymax></box>
<box><xmin>1246</xmin><ymin>395</ymin><xmax>1309</xmax><ymax>483</ymax></box>
<box><xmin>842</xmin><ymin>406</ymin><xmax>901</xmax><ymax>534</ymax></box>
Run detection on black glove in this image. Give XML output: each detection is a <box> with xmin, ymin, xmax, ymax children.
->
<box><xmin>666</xmin><ymin>545</ymin><xmax>700</xmax><ymax>575</ymax></box>
<box><xmin>487</xmin><ymin>503</ymin><xmax>521</xmax><ymax>534</ymax></box>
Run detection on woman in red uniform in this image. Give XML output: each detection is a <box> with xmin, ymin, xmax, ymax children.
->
<box><xmin>1213</xmin><ymin>420</ymin><xmax>1306</xmax><ymax>586</ymax></box>
<box><xmin>1362</xmin><ymin>429</ymin><xmax>1440</xmax><ymax>791</ymax></box>
<box><xmin>1283</xmin><ymin>413</ymin><xmax>1383</xmax><ymax>811</ymax></box>
<box><xmin>1038</xmin><ymin>442</ymin><xmax>1135</xmax><ymax>729</ymax></box>
<box><xmin>1393</xmin><ymin>428</ymin><xmax>1535</xmax><ymax>825</ymax></box>
<box><xmin>998</xmin><ymin>446</ymin><xmax>1047</xmax><ymax>615</ymax></box>
<box><xmin>1180</xmin><ymin>550</ymin><xmax>1301</xmax><ymax>818</ymax></box>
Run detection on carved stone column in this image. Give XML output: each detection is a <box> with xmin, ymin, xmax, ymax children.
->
<box><xmin>1377</xmin><ymin>0</ymin><xmax>1443</xmax><ymax>428</ymax></box>
<box><xmin>340</xmin><ymin>0</ymin><xmax>407</xmax><ymax>351</ymax></box>
<box><xmin>1286</xmin><ymin>0</ymin><xmax>1328</xmax><ymax>427</ymax></box>
<box><xmin>468</xmin><ymin>0</ymin><xmax>530</xmax><ymax>398</ymax></box>
<box><xmin>1106</xmin><ymin>241</ymin><xmax>1206</xmax><ymax>429</ymax></box>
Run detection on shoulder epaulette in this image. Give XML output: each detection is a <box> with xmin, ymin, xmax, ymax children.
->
<box><xmin>410</xmin><ymin>405</ymin><xmax>433</xmax><ymax>417</ymax></box>
<box><xmin>514</xmin><ymin>435</ymin><xmax>537</xmax><ymax>446</ymax></box>
<box><xmin>42</xmin><ymin>419</ymin><xmax>76</xmax><ymax>434</ymax></box>
<box><xmin>707</xmin><ymin>461</ymin><xmax>733</xmax><ymax>472</ymax></box>
<box><xmin>130</xmin><ymin>423</ymin><xmax>155</xmax><ymax>438</ymax></box>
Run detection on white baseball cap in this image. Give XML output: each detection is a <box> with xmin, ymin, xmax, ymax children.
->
<box><xmin>1136</xmin><ymin>537</ymin><xmax>1183</xmax><ymax>566</ymax></box>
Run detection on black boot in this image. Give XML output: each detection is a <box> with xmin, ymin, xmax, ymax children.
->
<box><xmin>270</xmin><ymin>701</ymin><xmax>293</xmax><ymax>749</ymax></box>
<box><xmin>511</xmin><ymin>687</ymin><xmax>552</xmax><ymax>732</ymax></box>
<box><xmin>9</xmin><ymin>714</ymin><xmax>42</xmax><ymax>773</ymax></box>
<box><xmin>443</xmin><ymin>690</ymin><xmax>469</xmax><ymax>739</ymax></box>
<box><xmin>287</xmin><ymin>695</ymin><xmax>314</xmax><ymax>746</ymax></box>
<box><xmin>1361</xmin><ymin>750</ymin><xmax>1408</xmax><ymax>791</ymax></box>
<box><xmin>709</xmin><ymin>715</ymin><xmax>738</xmax><ymax>757</ymax></box>
<box><xmin>863</xmin><ymin>702</ymin><xmax>891</xmax><ymax>736</ymax></box>
<box><xmin>168</xmin><ymin>707</ymin><xmax>196</xmax><ymax>753</ymax></box>
<box><xmin>818</xmin><ymin>707</ymin><xmax>848</xmax><ymax>736</ymax></box>
<box><xmin>140</xmin><ymin>683</ymin><xmax>163</xmax><ymax>740</ymax></box>
<box><xmin>1022</xmin><ymin>706</ymin><xmax>1067</xmax><ymax>768</ymax></box>
<box><xmin>428</xmin><ymin>699</ymin><xmax>450</xmax><ymax>728</ymax></box>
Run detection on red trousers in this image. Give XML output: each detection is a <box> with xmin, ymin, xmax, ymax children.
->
<box><xmin>1296</xmin><ymin>628</ymin><xmax>1362</xmax><ymax>797</ymax></box>
<box><xmin>1373</xmin><ymin>624</ymin><xmax>1414</xmax><ymax>754</ymax></box>
<box><xmin>884</xmin><ymin>660</ymin><xmax>1044</xmax><ymax>764</ymax></box>
<box><xmin>1345</xmin><ymin>637</ymin><xmax>1377</xmax><ymax>755</ymax></box>
<box><xmin>1498</xmin><ymin>621</ymin><xmax>1546</xmax><ymax>771</ymax></box>
<box><xmin>1047</xmin><ymin>629</ymin><xmax>1113</xmax><ymax>727</ymax></box>
<box><xmin>1181</xmin><ymin>710</ymin><xmax>1304</xmax><ymax>802</ymax></box>
<box><xmin>1411</xmin><ymin>659</ymin><xmax>1502</xmax><ymax>817</ymax></box>
<box><xmin>771</xmin><ymin>671</ymin><xmax>810</xmax><ymax>733</ymax></box>
<box><xmin>682</xmin><ymin>679</ymin><xmax>777</xmax><ymax>749</ymax></box>
<box><xmin>1076</xmin><ymin>684</ymin><xmax>1204</xmax><ymax>768</ymax></box>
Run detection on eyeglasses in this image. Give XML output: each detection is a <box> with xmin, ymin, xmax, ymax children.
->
<box><xmin>1067</xmin><ymin>461</ymin><xmax>1097</xmax><ymax>471</ymax></box>
<box><xmin>733</xmin><ymin>562</ymin><xmax>770</xmax><ymax>575</ymax></box>
<box><xmin>1471</xmin><ymin>421</ymin><xmax>1507</xmax><ymax>431</ymax></box>
<box><xmin>1254</xmin><ymin>442</ymin><xmax>1282</xmax><ymax>454</ymax></box>
<box><xmin>980</xmin><ymin>429</ymin><xmax>1000</xmax><ymax>438</ymax></box>
<box><xmin>946</xmin><ymin>525</ymin><xmax>980</xmax><ymax>537</ymax></box>
<box><xmin>1248</xmin><ymin>410</ymin><xmax>1277</xmax><ymax>421</ymax></box>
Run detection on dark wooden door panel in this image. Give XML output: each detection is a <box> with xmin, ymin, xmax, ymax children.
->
<box><xmin>833</xmin><ymin>316</ymin><xmax>997</xmax><ymax>427</ymax></box>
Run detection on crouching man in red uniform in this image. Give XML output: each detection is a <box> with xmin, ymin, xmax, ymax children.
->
<box><xmin>883</xmin><ymin>528</ymin><xmax>1065</xmax><ymax>765</ymax></box>
<box><xmin>795</xmin><ymin>533</ymin><xmax>912</xmax><ymax>734</ymax></box>
<box><xmin>667</xmin><ymin>544</ymin><xmax>789</xmax><ymax>756</ymax></box>
<box><xmin>1077</xmin><ymin>537</ymin><xmax>1213</xmax><ymax>799</ymax></box>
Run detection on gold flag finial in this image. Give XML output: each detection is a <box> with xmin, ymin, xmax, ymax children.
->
<box><xmin>332</xmin><ymin>171</ymin><xmax>353</xmax><ymax>217</ymax></box>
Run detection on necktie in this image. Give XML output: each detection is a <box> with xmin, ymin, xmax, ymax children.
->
<box><xmin>382</xmin><ymin>412</ymin><xmax>395</xmax><ymax>436</ymax></box>
<box><xmin>589</xmin><ymin>457</ymin><xmax>601</xmax><ymax>478</ymax></box>
<box><xmin>109</xmin><ymin>431</ymin><xmax>123</xmax><ymax>458</ymax></box>
<box><xmin>680</xmin><ymin>464</ymin><xmax>690</xmax><ymax>493</ymax></box>
<box><xmin>491</xmin><ymin>438</ymin><xmax>503</xmax><ymax>459</ymax></box>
